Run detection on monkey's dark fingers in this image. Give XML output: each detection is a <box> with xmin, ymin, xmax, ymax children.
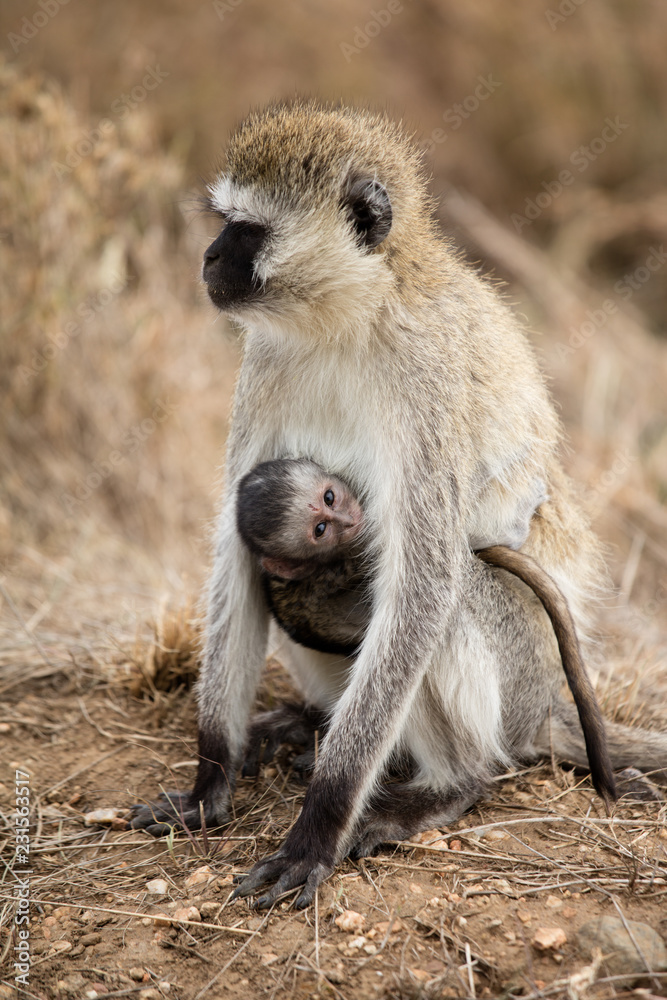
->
<box><xmin>293</xmin><ymin>863</ymin><xmax>333</xmax><ymax>910</ymax></box>
<box><xmin>347</xmin><ymin>837</ymin><xmax>384</xmax><ymax>861</ymax></box>
<box><xmin>242</xmin><ymin>730</ymin><xmax>286</xmax><ymax>778</ymax></box>
<box><xmin>231</xmin><ymin>852</ymin><xmax>332</xmax><ymax>910</ymax></box>
<box><xmin>242</xmin><ymin>703</ymin><xmax>327</xmax><ymax>778</ymax></box>
<box><xmin>129</xmin><ymin>792</ymin><xmax>198</xmax><ymax>834</ymax></box>
<box><xmin>290</xmin><ymin>749</ymin><xmax>316</xmax><ymax>781</ymax></box>
<box><xmin>241</xmin><ymin>738</ymin><xmax>271</xmax><ymax>778</ymax></box>
<box><xmin>615</xmin><ymin>767</ymin><xmax>663</xmax><ymax>803</ymax></box>
<box><xmin>230</xmin><ymin>853</ymin><xmax>288</xmax><ymax>900</ymax></box>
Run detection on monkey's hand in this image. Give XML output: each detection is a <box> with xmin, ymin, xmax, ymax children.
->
<box><xmin>242</xmin><ymin>702</ymin><xmax>328</xmax><ymax>778</ymax></box>
<box><xmin>231</xmin><ymin>846</ymin><xmax>334</xmax><ymax>910</ymax></box>
<box><xmin>129</xmin><ymin>791</ymin><xmax>227</xmax><ymax>838</ymax></box>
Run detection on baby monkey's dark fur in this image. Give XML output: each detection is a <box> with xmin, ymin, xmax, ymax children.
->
<box><xmin>236</xmin><ymin>458</ymin><xmax>616</xmax><ymax>809</ymax></box>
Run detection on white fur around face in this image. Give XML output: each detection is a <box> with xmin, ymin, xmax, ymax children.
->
<box><xmin>208</xmin><ymin>175</ymin><xmax>393</xmax><ymax>343</ymax></box>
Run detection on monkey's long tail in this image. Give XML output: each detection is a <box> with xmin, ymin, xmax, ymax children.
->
<box><xmin>477</xmin><ymin>545</ymin><xmax>618</xmax><ymax>813</ymax></box>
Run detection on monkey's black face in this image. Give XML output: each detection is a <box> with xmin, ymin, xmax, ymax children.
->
<box><xmin>202</xmin><ymin>220</ymin><xmax>269</xmax><ymax>309</ymax></box>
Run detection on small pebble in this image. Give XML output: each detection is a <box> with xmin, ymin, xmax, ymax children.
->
<box><xmin>335</xmin><ymin>909</ymin><xmax>364</xmax><ymax>933</ymax></box>
<box><xmin>532</xmin><ymin>926</ymin><xmax>567</xmax><ymax>951</ymax></box>
<box><xmin>51</xmin><ymin>941</ymin><xmax>72</xmax><ymax>954</ymax></box>
<box><xmin>80</xmin><ymin>933</ymin><xmax>102</xmax><ymax>947</ymax></box>
<box><xmin>83</xmin><ymin>808</ymin><xmax>125</xmax><ymax>827</ymax></box>
<box><xmin>324</xmin><ymin>966</ymin><xmax>345</xmax><ymax>984</ymax></box>
<box><xmin>483</xmin><ymin>828</ymin><xmax>508</xmax><ymax>841</ymax></box>
<box><xmin>172</xmin><ymin>905</ymin><xmax>201</xmax><ymax>923</ymax></box>
<box><xmin>145</xmin><ymin>878</ymin><xmax>170</xmax><ymax>895</ymax></box>
<box><xmin>370</xmin><ymin>918</ymin><xmax>405</xmax><ymax>937</ymax></box>
<box><xmin>185</xmin><ymin>865</ymin><xmax>213</xmax><ymax>888</ymax></box>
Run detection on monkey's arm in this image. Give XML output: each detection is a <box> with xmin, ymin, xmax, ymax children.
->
<box><xmin>131</xmin><ymin>507</ymin><xmax>269</xmax><ymax>834</ymax></box>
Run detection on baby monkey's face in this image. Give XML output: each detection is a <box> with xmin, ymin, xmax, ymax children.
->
<box><xmin>304</xmin><ymin>474</ymin><xmax>363</xmax><ymax>550</ymax></box>
<box><xmin>261</xmin><ymin>472</ymin><xmax>364</xmax><ymax>580</ymax></box>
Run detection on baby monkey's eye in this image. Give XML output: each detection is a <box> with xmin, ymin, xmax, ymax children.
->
<box><xmin>323</xmin><ymin>489</ymin><xmax>335</xmax><ymax>507</ymax></box>
<box><xmin>314</xmin><ymin>522</ymin><xmax>327</xmax><ymax>538</ymax></box>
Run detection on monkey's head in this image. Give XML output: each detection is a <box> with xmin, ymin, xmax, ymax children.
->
<box><xmin>203</xmin><ymin>102</ymin><xmax>436</xmax><ymax>338</ymax></box>
<box><xmin>236</xmin><ymin>459</ymin><xmax>364</xmax><ymax>580</ymax></box>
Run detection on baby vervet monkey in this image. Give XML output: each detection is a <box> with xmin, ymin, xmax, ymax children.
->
<box><xmin>236</xmin><ymin>458</ymin><xmax>370</xmax><ymax>657</ymax></box>
<box><xmin>235</xmin><ymin>458</ymin><xmax>614</xmax><ymax>793</ymax></box>
<box><xmin>132</xmin><ymin>102</ymin><xmax>667</xmax><ymax>908</ymax></box>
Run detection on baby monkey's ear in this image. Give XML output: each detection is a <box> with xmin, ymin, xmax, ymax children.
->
<box><xmin>260</xmin><ymin>556</ymin><xmax>313</xmax><ymax>581</ymax></box>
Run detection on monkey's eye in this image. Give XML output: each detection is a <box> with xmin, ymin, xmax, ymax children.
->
<box><xmin>323</xmin><ymin>489</ymin><xmax>335</xmax><ymax>507</ymax></box>
<box><xmin>314</xmin><ymin>522</ymin><xmax>327</xmax><ymax>538</ymax></box>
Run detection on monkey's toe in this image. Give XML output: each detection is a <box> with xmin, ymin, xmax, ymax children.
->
<box><xmin>290</xmin><ymin>749</ymin><xmax>316</xmax><ymax>780</ymax></box>
<box><xmin>347</xmin><ymin>836</ymin><xmax>385</xmax><ymax>861</ymax></box>
<box><xmin>129</xmin><ymin>792</ymin><xmax>200</xmax><ymax>835</ymax></box>
<box><xmin>231</xmin><ymin>852</ymin><xmax>332</xmax><ymax>909</ymax></box>
<box><xmin>615</xmin><ymin>767</ymin><xmax>663</xmax><ymax>802</ymax></box>
<box><xmin>242</xmin><ymin>702</ymin><xmax>328</xmax><ymax>778</ymax></box>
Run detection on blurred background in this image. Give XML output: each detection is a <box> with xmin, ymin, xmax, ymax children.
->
<box><xmin>1</xmin><ymin>0</ymin><xmax>666</xmax><ymax>697</ymax></box>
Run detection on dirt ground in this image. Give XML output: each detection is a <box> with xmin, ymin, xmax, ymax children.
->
<box><xmin>2</xmin><ymin>647</ymin><xmax>666</xmax><ymax>1000</ymax></box>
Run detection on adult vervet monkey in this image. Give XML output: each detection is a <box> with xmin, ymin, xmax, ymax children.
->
<box><xmin>132</xmin><ymin>102</ymin><xmax>666</xmax><ymax>908</ymax></box>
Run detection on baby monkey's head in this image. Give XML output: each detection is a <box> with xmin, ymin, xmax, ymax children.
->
<box><xmin>236</xmin><ymin>459</ymin><xmax>364</xmax><ymax>580</ymax></box>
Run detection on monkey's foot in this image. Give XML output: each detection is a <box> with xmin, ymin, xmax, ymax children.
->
<box><xmin>242</xmin><ymin>701</ymin><xmax>328</xmax><ymax>778</ymax></box>
<box><xmin>129</xmin><ymin>792</ymin><xmax>224</xmax><ymax>837</ymax></box>
<box><xmin>615</xmin><ymin>767</ymin><xmax>663</xmax><ymax>803</ymax></box>
<box><xmin>347</xmin><ymin>782</ymin><xmax>483</xmax><ymax>860</ymax></box>
<box><xmin>231</xmin><ymin>849</ymin><xmax>333</xmax><ymax>910</ymax></box>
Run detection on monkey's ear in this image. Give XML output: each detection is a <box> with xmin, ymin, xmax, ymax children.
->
<box><xmin>261</xmin><ymin>556</ymin><xmax>312</xmax><ymax>580</ymax></box>
<box><xmin>344</xmin><ymin>178</ymin><xmax>392</xmax><ymax>249</ymax></box>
